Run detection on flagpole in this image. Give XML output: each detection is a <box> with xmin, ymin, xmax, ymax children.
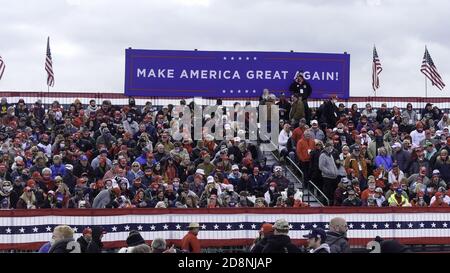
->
<box><xmin>425</xmin><ymin>76</ymin><xmax>428</xmax><ymax>98</ymax></box>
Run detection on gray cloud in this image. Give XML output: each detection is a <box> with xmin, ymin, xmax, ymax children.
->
<box><xmin>0</xmin><ymin>0</ymin><xmax>448</xmax><ymax>97</ymax></box>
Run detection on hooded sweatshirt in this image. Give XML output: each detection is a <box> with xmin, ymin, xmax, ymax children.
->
<box><xmin>310</xmin><ymin>243</ymin><xmax>331</xmax><ymax>253</ymax></box>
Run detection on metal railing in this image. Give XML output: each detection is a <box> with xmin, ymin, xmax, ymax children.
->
<box><xmin>263</xmin><ymin>132</ymin><xmax>330</xmax><ymax>206</ymax></box>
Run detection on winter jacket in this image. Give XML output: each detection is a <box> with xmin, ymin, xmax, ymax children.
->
<box><xmin>325</xmin><ymin>231</ymin><xmax>351</xmax><ymax>253</ymax></box>
<box><xmin>250</xmin><ymin>236</ymin><xmax>270</xmax><ymax>253</ymax></box>
<box><xmin>310</xmin><ymin>243</ymin><xmax>331</xmax><ymax>253</ymax></box>
<box><xmin>48</xmin><ymin>238</ymin><xmax>81</xmax><ymax>253</ymax></box>
<box><xmin>92</xmin><ymin>189</ymin><xmax>113</xmax><ymax>208</ymax></box>
<box><xmin>344</xmin><ymin>155</ymin><xmax>368</xmax><ymax>180</ymax></box>
<box><xmin>319</xmin><ymin>151</ymin><xmax>338</xmax><ymax>179</ymax></box>
<box><xmin>261</xmin><ymin>234</ymin><xmax>300</xmax><ymax>253</ymax></box>
<box><xmin>86</xmin><ymin>227</ymin><xmax>104</xmax><ymax>253</ymax></box>
<box><xmin>434</xmin><ymin>157</ymin><xmax>450</xmax><ymax>183</ymax></box>
<box><xmin>278</xmin><ymin>130</ymin><xmax>292</xmax><ymax>152</ymax></box>
<box><xmin>289</xmin><ymin>100</ymin><xmax>305</xmax><ymax>121</ymax></box>
<box><xmin>296</xmin><ymin>138</ymin><xmax>315</xmax><ymax>162</ymax></box>
<box><xmin>77</xmin><ymin>236</ymin><xmax>90</xmax><ymax>253</ymax></box>
<box><xmin>392</xmin><ymin>149</ymin><xmax>411</xmax><ymax>174</ymax></box>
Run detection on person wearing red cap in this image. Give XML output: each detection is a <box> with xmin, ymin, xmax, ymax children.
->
<box><xmin>430</xmin><ymin>192</ymin><xmax>449</xmax><ymax>207</ymax></box>
<box><xmin>250</xmin><ymin>223</ymin><xmax>274</xmax><ymax>253</ymax></box>
<box><xmin>77</xmin><ymin>228</ymin><xmax>92</xmax><ymax>253</ymax></box>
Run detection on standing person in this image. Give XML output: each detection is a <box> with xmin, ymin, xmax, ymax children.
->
<box><xmin>181</xmin><ymin>222</ymin><xmax>201</xmax><ymax>253</ymax></box>
<box><xmin>289</xmin><ymin>94</ymin><xmax>305</xmax><ymax>126</ymax></box>
<box><xmin>261</xmin><ymin>219</ymin><xmax>300</xmax><ymax>253</ymax></box>
<box><xmin>86</xmin><ymin>226</ymin><xmax>106</xmax><ymax>253</ymax></box>
<box><xmin>289</xmin><ymin>71</ymin><xmax>312</xmax><ymax>122</ymax></box>
<box><xmin>326</xmin><ymin>217</ymin><xmax>351</xmax><ymax>253</ymax></box>
<box><xmin>77</xmin><ymin>228</ymin><xmax>92</xmax><ymax>253</ymax></box>
<box><xmin>250</xmin><ymin>223</ymin><xmax>274</xmax><ymax>253</ymax></box>
<box><xmin>303</xmin><ymin>228</ymin><xmax>331</xmax><ymax>253</ymax></box>
<box><xmin>48</xmin><ymin>225</ymin><xmax>81</xmax><ymax>253</ymax></box>
<box><xmin>319</xmin><ymin>142</ymin><xmax>339</xmax><ymax>203</ymax></box>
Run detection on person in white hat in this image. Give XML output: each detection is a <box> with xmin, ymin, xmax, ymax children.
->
<box><xmin>228</xmin><ymin>165</ymin><xmax>241</xmax><ymax>185</ymax></box>
<box><xmin>181</xmin><ymin>222</ymin><xmax>201</xmax><ymax>253</ymax></box>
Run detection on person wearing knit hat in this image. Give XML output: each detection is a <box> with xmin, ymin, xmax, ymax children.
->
<box><xmin>126</xmin><ymin>230</ymin><xmax>147</xmax><ymax>247</ymax></box>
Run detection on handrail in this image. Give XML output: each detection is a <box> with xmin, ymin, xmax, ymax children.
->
<box><xmin>307</xmin><ymin>180</ymin><xmax>330</xmax><ymax>206</ymax></box>
<box><xmin>261</xmin><ymin>132</ymin><xmax>331</xmax><ymax>206</ymax></box>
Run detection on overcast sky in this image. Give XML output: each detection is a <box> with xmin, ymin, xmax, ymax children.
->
<box><xmin>0</xmin><ymin>0</ymin><xmax>449</xmax><ymax>97</ymax></box>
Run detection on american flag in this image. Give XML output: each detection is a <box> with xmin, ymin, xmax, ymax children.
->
<box><xmin>421</xmin><ymin>47</ymin><xmax>445</xmax><ymax>90</ymax></box>
<box><xmin>372</xmin><ymin>46</ymin><xmax>382</xmax><ymax>91</ymax></box>
<box><xmin>0</xmin><ymin>55</ymin><xmax>5</xmax><ymax>81</ymax></box>
<box><xmin>45</xmin><ymin>37</ymin><xmax>55</xmax><ymax>87</ymax></box>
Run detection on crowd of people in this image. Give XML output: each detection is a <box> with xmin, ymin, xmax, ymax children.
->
<box><xmin>42</xmin><ymin>217</ymin><xmax>410</xmax><ymax>253</ymax></box>
<box><xmin>0</xmin><ymin>95</ymin><xmax>309</xmax><ymax>210</ymax></box>
<box><xmin>1</xmin><ymin>73</ymin><xmax>450</xmax><ymax>210</ymax></box>
<box><xmin>272</xmin><ymin>92</ymin><xmax>450</xmax><ymax>207</ymax></box>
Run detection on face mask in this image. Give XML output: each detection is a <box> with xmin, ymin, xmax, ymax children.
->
<box><xmin>337</xmin><ymin>129</ymin><xmax>343</xmax><ymax>134</ymax></box>
<box><xmin>60</xmin><ymin>143</ymin><xmax>65</xmax><ymax>148</ymax></box>
<box><xmin>427</xmin><ymin>187</ymin><xmax>433</xmax><ymax>193</ymax></box>
<box><xmin>127</xmin><ymin>118</ymin><xmax>132</xmax><ymax>122</ymax></box>
<box><xmin>269</xmin><ymin>187</ymin><xmax>275</xmax><ymax>191</ymax></box>
<box><xmin>369</xmin><ymin>185</ymin><xmax>375</xmax><ymax>191</ymax></box>
<box><xmin>173</xmin><ymin>182</ymin><xmax>180</xmax><ymax>187</ymax></box>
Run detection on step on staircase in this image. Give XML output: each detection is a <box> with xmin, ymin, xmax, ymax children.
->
<box><xmin>263</xmin><ymin>150</ymin><xmax>322</xmax><ymax>207</ymax></box>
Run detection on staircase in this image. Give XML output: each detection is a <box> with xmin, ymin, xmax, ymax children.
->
<box><xmin>263</xmin><ymin>149</ymin><xmax>322</xmax><ymax>207</ymax></box>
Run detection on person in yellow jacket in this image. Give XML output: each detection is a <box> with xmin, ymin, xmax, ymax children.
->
<box><xmin>388</xmin><ymin>188</ymin><xmax>411</xmax><ymax>207</ymax></box>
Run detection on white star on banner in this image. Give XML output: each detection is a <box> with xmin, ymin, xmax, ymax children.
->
<box><xmin>238</xmin><ymin>57</ymin><xmax>242</xmax><ymax>60</ymax></box>
<box><xmin>325</xmin><ymin>224</ymin><xmax>329</xmax><ymax>229</ymax></box>
<box><xmin>251</xmin><ymin>224</ymin><xmax>256</xmax><ymax>229</ymax></box>
<box><xmin>245</xmin><ymin>90</ymin><xmax>249</xmax><ymax>93</ymax></box>
<box><xmin>419</xmin><ymin>223</ymin><xmax>425</xmax><ymax>228</ymax></box>
<box><xmin>253</xmin><ymin>57</ymin><xmax>257</xmax><ymax>60</ymax></box>
<box><xmin>201</xmin><ymin>224</ymin><xmax>207</xmax><ymax>230</ymax></box>
<box><xmin>372</xmin><ymin>224</ymin><xmax>378</xmax><ymax>229</ymax></box>
<box><xmin>252</xmin><ymin>90</ymin><xmax>256</xmax><ymax>93</ymax></box>
<box><xmin>396</xmin><ymin>223</ymin><xmax>401</xmax><ymax>228</ymax></box>
<box><xmin>214</xmin><ymin>224</ymin><xmax>219</xmax><ymax>230</ymax></box>
<box><xmin>6</xmin><ymin>228</ymin><xmax>11</xmax><ymax>234</ymax></box>
<box><xmin>443</xmin><ymin>223</ymin><xmax>448</xmax><ymax>228</ymax></box>
<box><xmin>384</xmin><ymin>223</ymin><xmax>389</xmax><ymax>228</ymax></box>
<box><xmin>222</xmin><ymin>90</ymin><xmax>226</xmax><ymax>93</ymax></box>
<box><xmin>312</xmin><ymin>224</ymin><xmax>317</xmax><ymax>228</ymax></box>
<box><xmin>360</xmin><ymin>224</ymin><xmax>366</xmax><ymax>229</ymax></box>
<box><xmin>125</xmin><ymin>225</ymin><xmax>130</xmax><ymax>231</ymax></box>
<box><xmin>348</xmin><ymin>224</ymin><xmax>354</xmax><ymax>229</ymax></box>
<box><xmin>408</xmin><ymin>223</ymin><xmax>413</xmax><ymax>228</ymax></box>
<box><xmin>32</xmin><ymin>227</ymin><xmax>38</xmax><ymax>233</ymax></box>
<box><xmin>112</xmin><ymin>226</ymin><xmax>117</xmax><ymax>232</ymax></box>
<box><xmin>226</xmin><ymin>224</ymin><xmax>232</xmax><ymax>230</ymax></box>
<box><xmin>239</xmin><ymin>224</ymin><xmax>244</xmax><ymax>229</ymax></box>
<box><xmin>223</xmin><ymin>57</ymin><xmax>227</xmax><ymax>60</ymax></box>
<box><xmin>150</xmin><ymin>225</ymin><xmax>155</xmax><ymax>230</ymax></box>
<box><xmin>237</xmin><ymin>90</ymin><xmax>241</xmax><ymax>93</ymax></box>
<box><xmin>19</xmin><ymin>228</ymin><xmax>25</xmax><ymax>233</ymax></box>
<box><xmin>73</xmin><ymin>227</ymin><xmax>78</xmax><ymax>232</ymax></box>
<box><xmin>175</xmin><ymin>225</ymin><xmax>181</xmax><ymax>230</ymax></box>
<box><xmin>230</xmin><ymin>57</ymin><xmax>234</xmax><ymax>60</ymax></box>
<box><xmin>289</xmin><ymin>224</ymin><xmax>293</xmax><ymax>229</ymax></box>
<box><xmin>230</xmin><ymin>90</ymin><xmax>234</xmax><ymax>93</ymax></box>
<box><xmin>431</xmin><ymin>223</ymin><xmax>436</xmax><ymax>228</ymax></box>
<box><xmin>300</xmin><ymin>224</ymin><xmax>305</xmax><ymax>229</ymax></box>
<box><xmin>137</xmin><ymin>225</ymin><xmax>143</xmax><ymax>231</ymax></box>
<box><xmin>246</xmin><ymin>57</ymin><xmax>250</xmax><ymax>60</ymax></box>
<box><xmin>46</xmin><ymin>226</ymin><xmax>52</xmax><ymax>232</ymax></box>
<box><xmin>163</xmin><ymin>224</ymin><xmax>169</xmax><ymax>230</ymax></box>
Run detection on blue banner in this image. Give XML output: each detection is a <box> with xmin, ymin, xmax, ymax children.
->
<box><xmin>124</xmin><ymin>49</ymin><xmax>350</xmax><ymax>98</ymax></box>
